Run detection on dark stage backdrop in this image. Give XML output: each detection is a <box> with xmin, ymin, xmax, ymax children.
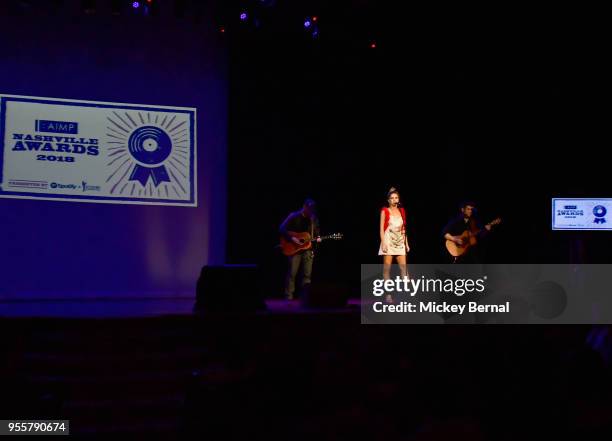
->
<box><xmin>226</xmin><ymin>6</ymin><xmax>612</xmax><ymax>296</ymax></box>
<box><xmin>0</xmin><ymin>2</ymin><xmax>227</xmax><ymax>300</ymax></box>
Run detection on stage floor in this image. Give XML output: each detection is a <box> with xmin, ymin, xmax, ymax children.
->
<box><xmin>0</xmin><ymin>297</ymin><xmax>362</xmax><ymax>318</ymax></box>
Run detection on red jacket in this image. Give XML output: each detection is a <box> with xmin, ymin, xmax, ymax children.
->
<box><xmin>381</xmin><ymin>207</ymin><xmax>406</xmax><ymax>233</ymax></box>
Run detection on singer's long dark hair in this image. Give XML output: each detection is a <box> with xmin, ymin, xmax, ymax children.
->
<box><xmin>386</xmin><ymin>187</ymin><xmax>400</xmax><ymax>207</ymax></box>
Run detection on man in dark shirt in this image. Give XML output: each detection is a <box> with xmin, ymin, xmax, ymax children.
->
<box><xmin>279</xmin><ymin>199</ymin><xmax>321</xmax><ymax>300</ymax></box>
<box><xmin>443</xmin><ymin>201</ymin><xmax>491</xmax><ymax>263</ymax></box>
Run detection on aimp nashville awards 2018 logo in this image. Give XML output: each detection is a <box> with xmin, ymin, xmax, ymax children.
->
<box><xmin>105</xmin><ymin>110</ymin><xmax>190</xmax><ymax>199</ymax></box>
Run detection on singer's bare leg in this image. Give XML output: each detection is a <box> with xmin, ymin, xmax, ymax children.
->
<box><xmin>382</xmin><ymin>255</ymin><xmax>393</xmax><ymax>303</ymax></box>
<box><xmin>396</xmin><ymin>255</ymin><xmax>408</xmax><ymax>280</ymax></box>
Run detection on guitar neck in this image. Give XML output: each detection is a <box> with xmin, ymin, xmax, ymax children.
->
<box><xmin>485</xmin><ymin>218</ymin><xmax>501</xmax><ymax>228</ymax></box>
<box><xmin>304</xmin><ymin>234</ymin><xmax>335</xmax><ymax>243</ymax></box>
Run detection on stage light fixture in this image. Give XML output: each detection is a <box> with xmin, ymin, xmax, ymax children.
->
<box><xmin>303</xmin><ymin>16</ymin><xmax>319</xmax><ymax>40</ymax></box>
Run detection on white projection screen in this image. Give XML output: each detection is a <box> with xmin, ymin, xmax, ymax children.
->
<box><xmin>0</xmin><ymin>94</ymin><xmax>197</xmax><ymax>206</ymax></box>
<box><xmin>552</xmin><ymin>198</ymin><xmax>612</xmax><ymax>230</ymax></box>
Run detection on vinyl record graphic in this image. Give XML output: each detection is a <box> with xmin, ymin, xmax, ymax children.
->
<box><xmin>128</xmin><ymin>126</ymin><xmax>172</xmax><ymax>165</ymax></box>
<box><xmin>594</xmin><ymin>205</ymin><xmax>607</xmax><ymax>218</ymax></box>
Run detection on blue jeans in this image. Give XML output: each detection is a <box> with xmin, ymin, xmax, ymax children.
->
<box><xmin>284</xmin><ymin>250</ymin><xmax>314</xmax><ymax>299</ymax></box>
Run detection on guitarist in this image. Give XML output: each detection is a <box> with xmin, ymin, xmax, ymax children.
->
<box><xmin>443</xmin><ymin>201</ymin><xmax>492</xmax><ymax>263</ymax></box>
<box><xmin>279</xmin><ymin>199</ymin><xmax>321</xmax><ymax>301</ymax></box>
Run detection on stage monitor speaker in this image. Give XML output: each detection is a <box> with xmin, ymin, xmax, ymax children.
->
<box><xmin>301</xmin><ymin>282</ymin><xmax>349</xmax><ymax>308</ymax></box>
<box><xmin>194</xmin><ymin>264</ymin><xmax>266</xmax><ymax>313</ymax></box>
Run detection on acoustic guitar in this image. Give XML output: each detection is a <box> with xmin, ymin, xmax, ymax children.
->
<box><xmin>445</xmin><ymin>218</ymin><xmax>501</xmax><ymax>257</ymax></box>
<box><xmin>279</xmin><ymin>231</ymin><xmax>343</xmax><ymax>256</ymax></box>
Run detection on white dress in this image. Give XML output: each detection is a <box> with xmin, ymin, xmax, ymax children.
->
<box><xmin>379</xmin><ymin>214</ymin><xmax>409</xmax><ymax>255</ymax></box>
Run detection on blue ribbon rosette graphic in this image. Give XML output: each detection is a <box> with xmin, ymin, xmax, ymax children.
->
<box><xmin>127</xmin><ymin>126</ymin><xmax>172</xmax><ymax>187</ymax></box>
<box><xmin>593</xmin><ymin>205</ymin><xmax>607</xmax><ymax>224</ymax></box>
